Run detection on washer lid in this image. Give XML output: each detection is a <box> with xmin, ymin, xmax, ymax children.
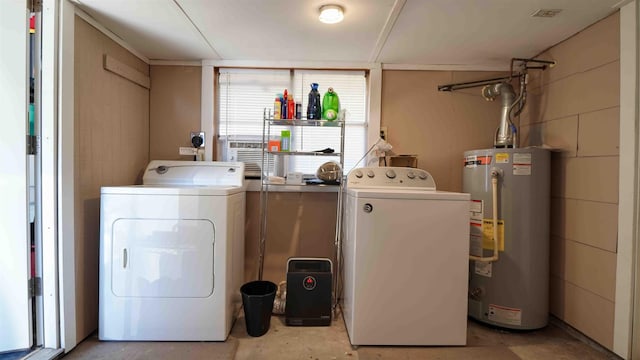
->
<box><xmin>143</xmin><ymin>160</ymin><xmax>245</xmax><ymax>187</ymax></box>
<box><xmin>346</xmin><ymin>188</ymin><xmax>469</xmax><ymax>201</ymax></box>
<box><xmin>101</xmin><ymin>184</ymin><xmax>245</xmax><ymax>196</ymax></box>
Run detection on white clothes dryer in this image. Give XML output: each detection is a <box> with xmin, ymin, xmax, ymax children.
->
<box><xmin>99</xmin><ymin>161</ymin><xmax>246</xmax><ymax>341</ymax></box>
<box><xmin>341</xmin><ymin>167</ymin><xmax>470</xmax><ymax>346</ymax></box>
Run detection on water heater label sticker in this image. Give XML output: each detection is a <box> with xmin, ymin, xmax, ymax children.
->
<box><xmin>464</xmin><ymin>155</ymin><xmax>477</xmax><ymax>168</ymax></box>
<box><xmin>482</xmin><ymin>219</ymin><xmax>505</xmax><ymax>251</ymax></box>
<box><xmin>470</xmin><ymin>233</ymin><xmax>483</xmax><ymax>257</ymax></box>
<box><xmin>464</xmin><ymin>155</ymin><xmax>492</xmax><ymax>167</ymax></box>
<box><xmin>470</xmin><ymin>200</ymin><xmax>483</xmax><ymax>213</ymax></box>
<box><xmin>513</xmin><ymin>153</ymin><xmax>532</xmax><ymax>175</ymax></box>
<box><xmin>495</xmin><ymin>153</ymin><xmax>509</xmax><ymax>163</ymax></box>
<box><xmin>488</xmin><ymin>304</ymin><xmax>522</xmax><ymax>326</ymax></box>
<box><xmin>513</xmin><ymin>164</ymin><xmax>532</xmax><ymax>176</ymax></box>
<box><xmin>470</xmin><ymin>200</ymin><xmax>483</xmax><ymax>222</ymax></box>
<box><xmin>474</xmin><ymin>261</ymin><xmax>492</xmax><ymax>277</ymax></box>
<box><xmin>513</xmin><ymin>153</ymin><xmax>532</xmax><ymax>164</ymax></box>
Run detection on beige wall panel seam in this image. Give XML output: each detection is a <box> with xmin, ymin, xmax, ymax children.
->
<box><xmin>537</xmin><ymin>109</ymin><xmax>621</xmax><ymax>125</ymax></box>
<box><xmin>552</xmin><ymin>196</ymin><xmax>619</xmax><ymax>205</ymax></box>
<box><xmin>561</xmin><ymin>278</ymin><xmax>615</xmax><ymax>349</ymax></box>
<box><xmin>575</xmin><ymin>105</ymin><xmax>621</xmax><ymax>117</ymax></box>
<box><xmin>538</xmin><ymin>61</ymin><xmax>620</xmax><ymax>122</ymax></box>
<box><xmin>536</xmin><ymin>105</ymin><xmax>621</xmax><ymax>126</ymax></box>
<box><xmin>562</xmin><ymin>238</ymin><xmax>617</xmax><ymax>301</ymax></box>
<box><xmin>568</xmin><ymin>196</ymin><xmax>618</xmax><ymax>205</ymax></box>
<box><xmin>564</xmin><ymin>237</ymin><xmax>617</xmax><ymax>255</ymax></box>
<box><xmin>574</xmin><ymin>154</ymin><xmax>621</xmax><ymax>159</ymax></box>
<box><xmin>534</xmin><ymin>115</ymin><xmax>588</xmax><ymax>125</ymax></box>
<box><xmin>550</xmin><ymin>197</ymin><xmax>618</xmax><ymax>252</ymax></box>
<box><xmin>537</xmin><ymin>59</ymin><xmax>621</xmax><ymax>88</ymax></box>
<box><xmin>577</xmin><ymin>107</ymin><xmax>620</xmax><ymax>157</ymax></box>
<box><xmin>562</xmin><ymin>277</ymin><xmax>616</xmax><ymax>303</ymax></box>
<box><xmin>574</xmin><ymin>114</ymin><xmax>580</xmax><ymax>156</ymax></box>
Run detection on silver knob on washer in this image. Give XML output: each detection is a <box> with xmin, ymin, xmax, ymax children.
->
<box><xmin>386</xmin><ymin>170</ymin><xmax>396</xmax><ymax>179</ymax></box>
<box><xmin>407</xmin><ymin>171</ymin><xmax>416</xmax><ymax>179</ymax></box>
<box><xmin>354</xmin><ymin>170</ymin><xmax>363</xmax><ymax>178</ymax></box>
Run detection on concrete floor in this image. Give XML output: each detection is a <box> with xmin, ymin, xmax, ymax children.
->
<box><xmin>62</xmin><ymin>310</ymin><xmax>620</xmax><ymax>360</ymax></box>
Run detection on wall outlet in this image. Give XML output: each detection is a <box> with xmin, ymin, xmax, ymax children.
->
<box><xmin>190</xmin><ymin>131</ymin><xmax>205</xmax><ymax>148</ymax></box>
<box><xmin>380</xmin><ymin>127</ymin><xmax>388</xmax><ymax>141</ymax></box>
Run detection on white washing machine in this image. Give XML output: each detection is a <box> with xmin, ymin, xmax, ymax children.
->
<box><xmin>342</xmin><ymin>167</ymin><xmax>470</xmax><ymax>346</ymax></box>
<box><xmin>99</xmin><ymin>160</ymin><xmax>246</xmax><ymax>341</ymax></box>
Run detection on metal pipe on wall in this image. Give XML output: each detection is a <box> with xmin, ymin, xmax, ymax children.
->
<box><xmin>481</xmin><ymin>82</ymin><xmax>517</xmax><ymax>148</ymax></box>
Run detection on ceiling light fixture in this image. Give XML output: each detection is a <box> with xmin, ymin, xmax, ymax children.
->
<box><xmin>319</xmin><ymin>5</ymin><xmax>344</xmax><ymax>24</ymax></box>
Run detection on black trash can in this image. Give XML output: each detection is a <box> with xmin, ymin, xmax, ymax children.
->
<box><xmin>240</xmin><ymin>280</ymin><xmax>277</xmax><ymax>337</ymax></box>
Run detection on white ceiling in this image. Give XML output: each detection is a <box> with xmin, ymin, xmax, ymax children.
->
<box><xmin>72</xmin><ymin>0</ymin><xmax>626</xmax><ymax>68</ymax></box>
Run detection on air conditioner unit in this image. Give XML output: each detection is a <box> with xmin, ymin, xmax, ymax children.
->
<box><xmin>221</xmin><ymin>137</ymin><xmax>281</xmax><ymax>178</ymax></box>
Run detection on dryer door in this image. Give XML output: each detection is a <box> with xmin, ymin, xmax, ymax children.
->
<box><xmin>111</xmin><ymin>218</ymin><xmax>215</xmax><ymax>298</ymax></box>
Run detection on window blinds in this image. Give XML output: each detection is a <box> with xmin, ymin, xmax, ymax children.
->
<box><xmin>218</xmin><ymin>68</ymin><xmax>367</xmax><ymax>175</ymax></box>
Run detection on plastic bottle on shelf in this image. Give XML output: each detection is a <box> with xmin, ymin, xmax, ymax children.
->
<box><xmin>280</xmin><ymin>130</ymin><xmax>291</xmax><ymax>152</ymax></box>
<box><xmin>322</xmin><ymin>87</ymin><xmax>340</xmax><ymax>121</ymax></box>
<box><xmin>307</xmin><ymin>83</ymin><xmax>321</xmax><ymax>120</ymax></box>
<box><xmin>295</xmin><ymin>100</ymin><xmax>302</xmax><ymax>119</ymax></box>
<box><xmin>282</xmin><ymin>89</ymin><xmax>289</xmax><ymax>119</ymax></box>
<box><xmin>274</xmin><ymin>97</ymin><xmax>281</xmax><ymax>120</ymax></box>
<box><xmin>268</xmin><ymin>137</ymin><xmax>281</xmax><ymax>152</ymax></box>
<box><xmin>287</xmin><ymin>95</ymin><xmax>295</xmax><ymax>120</ymax></box>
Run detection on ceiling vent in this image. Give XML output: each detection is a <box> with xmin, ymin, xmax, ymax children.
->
<box><xmin>531</xmin><ymin>9</ymin><xmax>563</xmax><ymax>18</ymax></box>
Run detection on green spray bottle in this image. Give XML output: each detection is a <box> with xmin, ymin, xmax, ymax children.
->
<box><xmin>322</xmin><ymin>87</ymin><xmax>340</xmax><ymax>121</ymax></box>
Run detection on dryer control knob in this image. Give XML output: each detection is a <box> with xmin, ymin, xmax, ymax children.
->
<box><xmin>354</xmin><ymin>170</ymin><xmax>363</xmax><ymax>178</ymax></box>
<box><xmin>407</xmin><ymin>171</ymin><xmax>416</xmax><ymax>179</ymax></box>
<box><xmin>386</xmin><ymin>170</ymin><xmax>396</xmax><ymax>179</ymax></box>
<box><xmin>418</xmin><ymin>172</ymin><xmax>428</xmax><ymax>180</ymax></box>
<box><xmin>367</xmin><ymin>170</ymin><xmax>375</xmax><ymax>178</ymax></box>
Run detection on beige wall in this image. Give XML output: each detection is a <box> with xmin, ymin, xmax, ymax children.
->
<box><xmin>381</xmin><ymin>70</ymin><xmax>508</xmax><ymax>192</ymax></box>
<box><xmin>74</xmin><ymin>17</ymin><xmax>150</xmax><ymax>340</ymax></box>
<box><xmin>149</xmin><ymin>65</ymin><xmax>202</xmax><ymax>161</ymax></box>
<box><xmin>244</xmin><ymin>192</ymin><xmax>338</xmax><ymax>284</ymax></box>
<box><xmin>520</xmin><ymin>12</ymin><xmax>620</xmax><ymax>350</ymax></box>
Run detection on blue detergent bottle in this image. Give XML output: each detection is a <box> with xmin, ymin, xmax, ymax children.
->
<box><xmin>307</xmin><ymin>83</ymin><xmax>321</xmax><ymax>120</ymax></box>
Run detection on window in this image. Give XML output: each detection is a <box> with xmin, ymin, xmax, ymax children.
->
<box><xmin>218</xmin><ymin>68</ymin><xmax>367</xmax><ymax>177</ymax></box>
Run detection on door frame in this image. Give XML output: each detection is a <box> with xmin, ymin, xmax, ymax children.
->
<box><xmin>40</xmin><ymin>0</ymin><xmax>76</xmax><ymax>352</ymax></box>
<box><xmin>632</xmin><ymin>2</ymin><xmax>640</xmax><ymax>357</ymax></box>
<box><xmin>614</xmin><ymin>1</ymin><xmax>639</xmax><ymax>359</ymax></box>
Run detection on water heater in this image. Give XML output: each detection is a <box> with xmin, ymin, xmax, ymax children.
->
<box><xmin>463</xmin><ymin>147</ymin><xmax>550</xmax><ymax>330</ymax></box>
